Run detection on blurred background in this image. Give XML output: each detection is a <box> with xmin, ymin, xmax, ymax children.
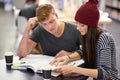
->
<box><xmin>0</xmin><ymin>0</ymin><xmax>120</xmax><ymax>73</ymax></box>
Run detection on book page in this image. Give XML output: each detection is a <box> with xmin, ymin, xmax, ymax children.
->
<box><xmin>12</xmin><ymin>54</ymin><xmax>84</xmax><ymax>77</ymax></box>
<box><xmin>12</xmin><ymin>55</ymin><xmax>61</xmax><ymax>77</ymax></box>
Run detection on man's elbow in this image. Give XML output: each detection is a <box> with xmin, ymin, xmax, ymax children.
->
<box><xmin>17</xmin><ymin>51</ymin><xmax>27</xmax><ymax>58</ymax></box>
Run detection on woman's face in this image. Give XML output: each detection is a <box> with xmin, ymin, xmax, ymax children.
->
<box><xmin>77</xmin><ymin>22</ymin><xmax>88</xmax><ymax>36</ymax></box>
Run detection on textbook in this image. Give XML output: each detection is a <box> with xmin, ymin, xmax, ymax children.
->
<box><xmin>12</xmin><ymin>54</ymin><xmax>84</xmax><ymax>77</ymax></box>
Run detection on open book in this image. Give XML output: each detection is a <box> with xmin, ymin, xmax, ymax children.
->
<box><xmin>12</xmin><ymin>54</ymin><xmax>84</xmax><ymax>77</ymax></box>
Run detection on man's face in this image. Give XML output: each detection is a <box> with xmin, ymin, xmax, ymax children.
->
<box><xmin>40</xmin><ymin>13</ymin><xmax>59</xmax><ymax>35</ymax></box>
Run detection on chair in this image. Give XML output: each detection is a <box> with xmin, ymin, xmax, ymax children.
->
<box><xmin>12</xmin><ymin>0</ymin><xmax>25</xmax><ymax>9</ymax></box>
<box><xmin>14</xmin><ymin>16</ymin><xmax>28</xmax><ymax>52</ymax></box>
<box><xmin>16</xmin><ymin>16</ymin><xmax>28</xmax><ymax>34</ymax></box>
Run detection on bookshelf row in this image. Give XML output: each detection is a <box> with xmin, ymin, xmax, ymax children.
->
<box><xmin>105</xmin><ymin>0</ymin><xmax>120</xmax><ymax>22</ymax></box>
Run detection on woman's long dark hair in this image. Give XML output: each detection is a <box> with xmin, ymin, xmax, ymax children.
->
<box><xmin>82</xmin><ymin>26</ymin><xmax>103</xmax><ymax>68</ymax></box>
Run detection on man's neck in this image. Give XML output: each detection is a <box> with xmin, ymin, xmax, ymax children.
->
<box><xmin>54</xmin><ymin>21</ymin><xmax>65</xmax><ymax>38</ymax></box>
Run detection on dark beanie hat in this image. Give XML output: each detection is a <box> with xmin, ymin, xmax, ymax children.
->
<box><xmin>75</xmin><ymin>0</ymin><xmax>100</xmax><ymax>27</ymax></box>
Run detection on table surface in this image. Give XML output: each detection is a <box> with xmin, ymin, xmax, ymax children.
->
<box><xmin>0</xmin><ymin>58</ymin><xmax>87</xmax><ymax>80</ymax></box>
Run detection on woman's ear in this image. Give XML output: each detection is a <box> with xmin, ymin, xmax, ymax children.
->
<box><xmin>54</xmin><ymin>13</ymin><xmax>58</xmax><ymax>18</ymax></box>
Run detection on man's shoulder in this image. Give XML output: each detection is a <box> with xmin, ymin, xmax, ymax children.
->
<box><xmin>65</xmin><ymin>22</ymin><xmax>76</xmax><ymax>26</ymax></box>
<box><xmin>64</xmin><ymin>22</ymin><xmax>77</xmax><ymax>29</ymax></box>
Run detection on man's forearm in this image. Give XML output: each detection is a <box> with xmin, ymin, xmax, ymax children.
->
<box><xmin>17</xmin><ymin>27</ymin><xmax>31</xmax><ymax>57</ymax></box>
<box><xmin>69</xmin><ymin>51</ymin><xmax>81</xmax><ymax>61</ymax></box>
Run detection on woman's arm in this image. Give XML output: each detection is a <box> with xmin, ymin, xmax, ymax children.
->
<box><xmin>54</xmin><ymin>65</ymin><xmax>98</xmax><ymax>79</ymax></box>
<box><xmin>50</xmin><ymin>51</ymin><xmax>81</xmax><ymax>65</ymax></box>
<box><xmin>73</xmin><ymin>67</ymin><xmax>98</xmax><ymax>78</ymax></box>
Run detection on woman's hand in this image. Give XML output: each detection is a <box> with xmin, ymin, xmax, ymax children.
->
<box><xmin>53</xmin><ymin>65</ymin><xmax>77</xmax><ymax>75</ymax></box>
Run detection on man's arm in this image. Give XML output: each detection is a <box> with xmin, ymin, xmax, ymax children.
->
<box><xmin>17</xmin><ymin>17</ymin><xmax>38</xmax><ymax>58</ymax></box>
<box><xmin>55</xmin><ymin>50</ymin><xmax>71</xmax><ymax>58</ymax></box>
<box><xmin>50</xmin><ymin>51</ymin><xmax>81</xmax><ymax>65</ymax></box>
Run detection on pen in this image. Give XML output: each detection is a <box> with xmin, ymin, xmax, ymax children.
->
<box><xmin>72</xmin><ymin>63</ymin><xmax>76</xmax><ymax>65</ymax></box>
<box><xmin>20</xmin><ymin>61</ymin><xmax>26</xmax><ymax>64</ymax></box>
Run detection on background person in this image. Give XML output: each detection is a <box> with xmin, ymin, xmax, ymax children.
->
<box><xmin>17</xmin><ymin>4</ymin><xmax>81</xmax><ymax>58</ymax></box>
<box><xmin>51</xmin><ymin>0</ymin><xmax>120</xmax><ymax>79</ymax></box>
<box><xmin>19</xmin><ymin>0</ymin><xmax>39</xmax><ymax>20</ymax></box>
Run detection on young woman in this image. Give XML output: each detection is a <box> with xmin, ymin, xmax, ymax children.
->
<box><xmin>51</xmin><ymin>0</ymin><xmax>120</xmax><ymax>79</ymax></box>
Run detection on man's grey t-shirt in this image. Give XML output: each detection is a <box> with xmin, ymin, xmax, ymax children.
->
<box><xmin>30</xmin><ymin>22</ymin><xmax>81</xmax><ymax>56</ymax></box>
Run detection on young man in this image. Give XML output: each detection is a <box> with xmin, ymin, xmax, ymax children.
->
<box><xmin>17</xmin><ymin>4</ymin><xmax>81</xmax><ymax>58</ymax></box>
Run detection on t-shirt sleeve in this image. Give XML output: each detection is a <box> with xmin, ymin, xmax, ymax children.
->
<box><xmin>76</xmin><ymin>47</ymin><xmax>82</xmax><ymax>58</ymax></box>
<box><xmin>30</xmin><ymin>25</ymin><xmax>41</xmax><ymax>43</ymax></box>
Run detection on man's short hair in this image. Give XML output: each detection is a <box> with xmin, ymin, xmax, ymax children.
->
<box><xmin>36</xmin><ymin>4</ymin><xmax>56</xmax><ymax>22</ymax></box>
<box><xmin>25</xmin><ymin>0</ymin><xmax>36</xmax><ymax>3</ymax></box>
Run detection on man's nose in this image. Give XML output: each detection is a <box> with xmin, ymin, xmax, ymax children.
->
<box><xmin>45</xmin><ymin>24</ymin><xmax>52</xmax><ymax>29</ymax></box>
